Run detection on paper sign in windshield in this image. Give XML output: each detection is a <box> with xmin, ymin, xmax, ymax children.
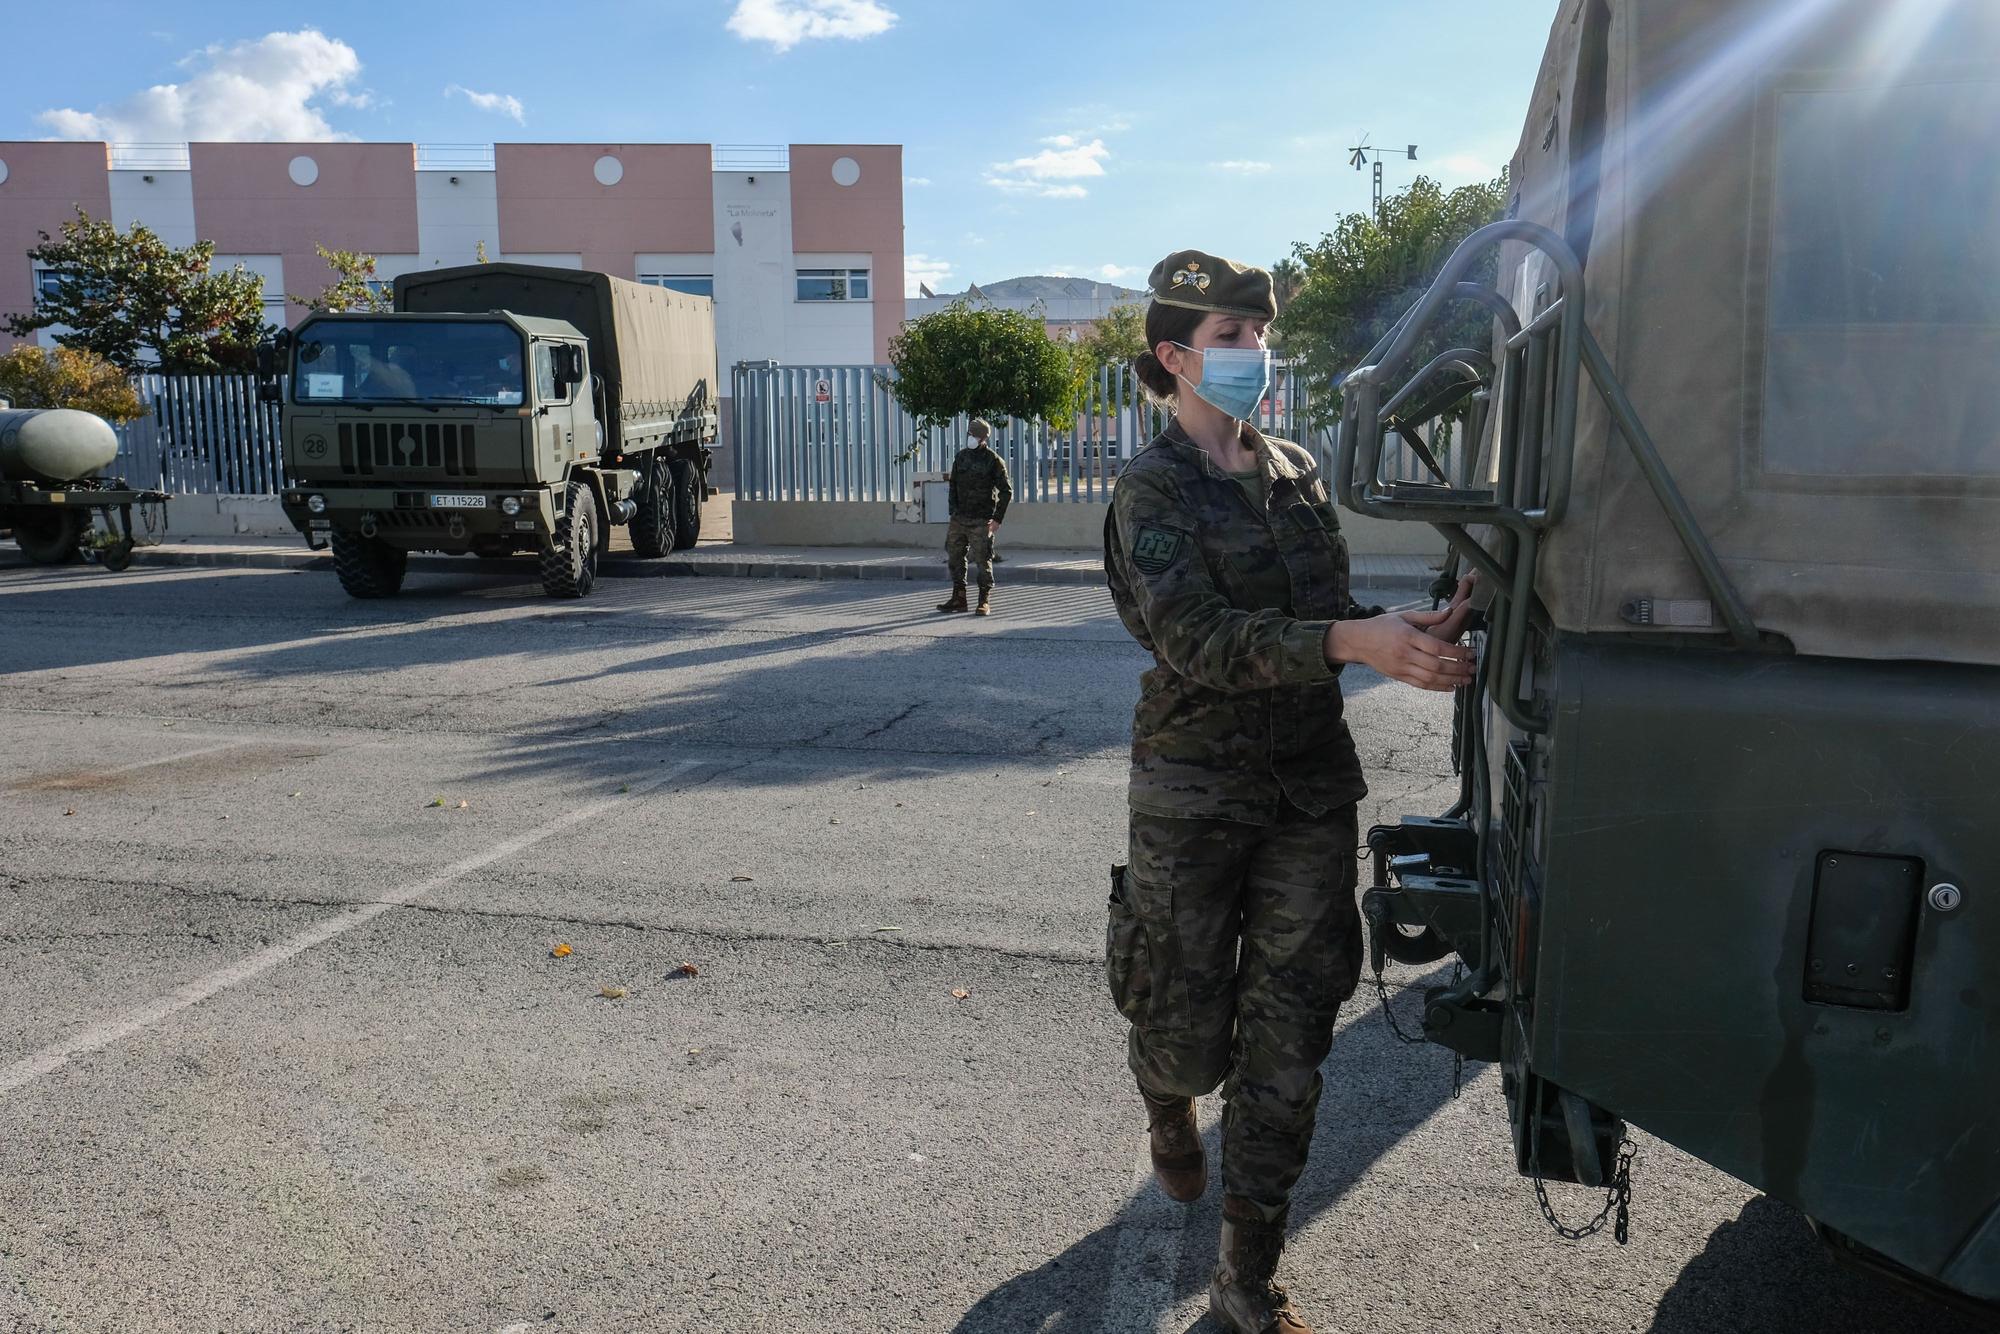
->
<box><xmin>307</xmin><ymin>373</ymin><xmax>344</xmax><ymax>397</ymax></box>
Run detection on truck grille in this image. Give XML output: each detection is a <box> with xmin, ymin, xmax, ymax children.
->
<box><xmin>337</xmin><ymin>422</ymin><xmax>477</xmax><ymax>477</ymax></box>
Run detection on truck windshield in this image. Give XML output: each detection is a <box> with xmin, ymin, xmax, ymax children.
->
<box><xmin>291</xmin><ymin>320</ymin><xmax>527</xmax><ymax>406</ymax></box>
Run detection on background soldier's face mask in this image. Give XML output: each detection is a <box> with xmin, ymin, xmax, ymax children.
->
<box><xmin>1173</xmin><ymin>344</ymin><xmax>1271</xmax><ymax>422</ymax></box>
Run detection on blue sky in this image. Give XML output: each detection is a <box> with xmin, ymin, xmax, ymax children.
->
<box><xmin>5</xmin><ymin>1</ymin><xmax>1555</xmax><ymax>296</ymax></box>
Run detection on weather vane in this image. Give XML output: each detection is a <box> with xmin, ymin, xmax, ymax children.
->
<box><xmin>1348</xmin><ymin>137</ymin><xmax>1419</xmax><ymax>224</ymax></box>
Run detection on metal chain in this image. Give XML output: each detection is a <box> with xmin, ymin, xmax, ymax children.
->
<box><xmin>1530</xmin><ymin>1133</ymin><xmax>1636</xmax><ymax>1246</ymax></box>
<box><xmin>1368</xmin><ymin>966</ymin><xmax>1432</xmax><ymax>1046</ymax></box>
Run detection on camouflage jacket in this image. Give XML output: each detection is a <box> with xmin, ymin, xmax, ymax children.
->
<box><xmin>946</xmin><ymin>444</ymin><xmax>1013</xmax><ymax>523</ymax></box>
<box><xmin>1105</xmin><ymin>419</ymin><xmax>1373</xmax><ymax>824</ymax></box>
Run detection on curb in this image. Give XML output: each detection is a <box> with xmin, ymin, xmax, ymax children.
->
<box><xmin>12</xmin><ymin>545</ymin><xmax>1434</xmax><ymax>597</ymax></box>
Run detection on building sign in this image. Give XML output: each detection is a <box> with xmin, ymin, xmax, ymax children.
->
<box><xmin>814</xmin><ymin>379</ymin><xmax>831</xmax><ymax>403</ymax></box>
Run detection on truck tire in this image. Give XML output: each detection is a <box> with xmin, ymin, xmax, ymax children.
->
<box><xmin>331</xmin><ymin>530</ymin><xmax>408</xmax><ymax>598</ymax></box>
<box><xmin>628</xmin><ymin>454</ymin><xmax>677</xmax><ymax>558</ymax></box>
<box><xmin>13</xmin><ymin>509</ymin><xmax>87</xmax><ymax>565</ymax></box>
<box><xmin>670</xmin><ymin>457</ymin><xmax>701</xmax><ymax>550</ymax></box>
<box><xmin>541</xmin><ymin>478</ymin><xmax>599</xmax><ymax>598</ymax></box>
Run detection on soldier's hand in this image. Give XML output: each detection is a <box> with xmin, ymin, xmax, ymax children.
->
<box><xmin>1403</xmin><ymin>573</ymin><xmax>1477</xmax><ymax>642</ymax></box>
<box><xmin>1325</xmin><ymin>614</ymin><xmax>1478</xmax><ymax>692</ymax></box>
<box><xmin>987</xmin><ymin>520</ymin><xmax>1000</xmax><ymax>536</ymax></box>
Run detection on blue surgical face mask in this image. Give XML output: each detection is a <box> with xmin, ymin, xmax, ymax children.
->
<box><xmin>1173</xmin><ymin>343</ymin><xmax>1271</xmax><ymax>421</ymax></box>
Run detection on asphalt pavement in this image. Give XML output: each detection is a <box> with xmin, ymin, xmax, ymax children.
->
<box><xmin>0</xmin><ymin>553</ymin><xmax>1984</xmax><ymax>1334</ymax></box>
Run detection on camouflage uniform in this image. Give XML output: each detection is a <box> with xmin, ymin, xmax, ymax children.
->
<box><xmin>1103</xmin><ymin>416</ymin><xmax>1377</xmax><ymax>1225</ymax></box>
<box><xmin>943</xmin><ymin>442</ymin><xmax>1013</xmax><ymax>592</ymax></box>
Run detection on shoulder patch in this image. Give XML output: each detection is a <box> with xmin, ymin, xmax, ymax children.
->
<box><xmin>1129</xmin><ymin>525</ymin><xmax>1188</xmax><ymax>576</ymax></box>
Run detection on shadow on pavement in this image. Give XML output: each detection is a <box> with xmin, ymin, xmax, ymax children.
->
<box><xmin>951</xmin><ymin>978</ymin><xmax>1469</xmax><ymax>1334</ymax></box>
<box><xmin>1648</xmin><ymin>1195</ymin><xmax>1994</xmax><ymax>1334</ymax></box>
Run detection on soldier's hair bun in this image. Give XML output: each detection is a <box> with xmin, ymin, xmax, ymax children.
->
<box><xmin>1133</xmin><ymin>300</ymin><xmax>1208</xmax><ymax>401</ymax></box>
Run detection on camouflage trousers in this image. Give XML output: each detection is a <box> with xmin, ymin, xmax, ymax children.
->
<box><xmin>1106</xmin><ymin>801</ymin><xmax>1363</xmax><ymax>1222</ymax></box>
<box><xmin>944</xmin><ymin>516</ymin><xmax>994</xmax><ymax>590</ymax></box>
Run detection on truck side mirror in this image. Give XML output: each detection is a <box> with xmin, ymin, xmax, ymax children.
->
<box><xmin>256</xmin><ymin>381</ymin><xmax>283</xmax><ymax>404</ymax></box>
<box><xmin>555</xmin><ymin>345</ymin><xmax>583</xmax><ymax>389</ymax></box>
<box><xmin>255</xmin><ymin>342</ymin><xmax>278</xmax><ymax>377</ymax></box>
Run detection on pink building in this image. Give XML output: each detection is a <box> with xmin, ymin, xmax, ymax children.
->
<box><xmin>0</xmin><ymin>140</ymin><xmax>905</xmax><ymax>444</ymax></box>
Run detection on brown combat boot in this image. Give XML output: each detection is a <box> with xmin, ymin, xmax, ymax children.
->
<box><xmin>1141</xmin><ymin>1089</ymin><xmax>1205</xmax><ymax>1202</ymax></box>
<box><xmin>974</xmin><ymin>586</ymin><xmax>992</xmax><ymax>617</ymax></box>
<box><xmin>935</xmin><ymin>583</ymin><xmax>968</xmax><ymax>613</ymax></box>
<box><xmin>1210</xmin><ymin>1196</ymin><xmax>1312</xmax><ymax>1334</ymax></box>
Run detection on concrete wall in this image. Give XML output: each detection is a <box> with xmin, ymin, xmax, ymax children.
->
<box><xmin>731</xmin><ymin>498</ymin><xmax>1448</xmax><ymax>557</ymax></box>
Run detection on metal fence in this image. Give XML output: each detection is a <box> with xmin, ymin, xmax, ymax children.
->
<box><xmin>113</xmin><ymin>374</ymin><xmax>288</xmax><ymax>494</ymax></box>
<box><xmin>731</xmin><ymin>361</ymin><xmax>1359</xmax><ymax>504</ymax></box>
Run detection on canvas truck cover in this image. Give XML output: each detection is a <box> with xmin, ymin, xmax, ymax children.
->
<box><xmin>1497</xmin><ymin>0</ymin><xmax>2000</xmax><ymax>666</ymax></box>
<box><xmin>393</xmin><ymin>264</ymin><xmax>718</xmax><ymax>452</ymax></box>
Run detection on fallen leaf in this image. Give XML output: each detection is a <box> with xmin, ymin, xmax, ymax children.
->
<box><xmin>673</xmin><ymin>962</ymin><xmax>699</xmax><ymax>977</ymax></box>
<box><xmin>1026</xmin><ymin>810</ymin><xmax>1036</xmax><ymax>816</ymax></box>
<box><xmin>427</xmin><ymin>796</ymin><xmax>445</xmax><ymax>808</ymax></box>
<box><xmin>550</xmin><ymin>943</ymin><xmax>572</xmax><ymax>958</ymax></box>
<box><xmin>829</xmin><ymin>818</ymin><xmax>842</xmax><ymax>825</ymax></box>
<box><xmin>599</xmin><ymin>985</ymin><xmax>627</xmax><ymax>1000</ymax></box>
<box><xmin>729</xmin><ymin>875</ymin><xmax>753</xmax><ymax>882</ymax></box>
<box><xmin>895</xmin><ymin>801</ymin><xmax>905</xmax><ymax>808</ymax></box>
<box><xmin>456</xmin><ymin>800</ymin><xmax>469</xmax><ymax>810</ymax></box>
<box><xmin>618</xmin><ymin>784</ymin><xmax>630</xmax><ymax>793</ymax></box>
<box><xmin>688</xmin><ymin>1047</ymin><xmax>702</xmax><ymax>1055</ymax></box>
<box><xmin>873</xmin><ymin>926</ymin><xmax>903</xmax><ymax>933</ymax></box>
<box><xmin>288</xmin><ymin>791</ymin><xmax>302</xmax><ymax>799</ymax></box>
<box><xmin>63</xmin><ymin>808</ymin><xmax>76</xmax><ymax>817</ymax></box>
<box><xmin>950</xmin><ymin>988</ymin><xmax>970</xmax><ymax>1000</ymax></box>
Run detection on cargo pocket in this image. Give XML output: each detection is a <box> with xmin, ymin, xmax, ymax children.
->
<box><xmin>1105</xmin><ymin>864</ymin><xmax>1190</xmax><ymax>1031</ymax></box>
<box><xmin>1105</xmin><ymin>864</ymin><xmax>1150</xmax><ymax>1024</ymax></box>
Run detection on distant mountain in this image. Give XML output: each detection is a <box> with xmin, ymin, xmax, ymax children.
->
<box><xmin>935</xmin><ymin>275</ymin><xmax>1146</xmax><ymax>303</ymax></box>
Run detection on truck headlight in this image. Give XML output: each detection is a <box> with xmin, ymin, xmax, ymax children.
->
<box><xmin>500</xmin><ymin>496</ymin><xmax>522</xmax><ymax>516</ymax></box>
<box><xmin>306</xmin><ymin>494</ymin><xmax>327</xmax><ymax>514</ymax></box>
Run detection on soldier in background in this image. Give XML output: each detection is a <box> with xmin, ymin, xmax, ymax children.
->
<box><xmin>935</xmin><ymin>418</ymin><xmax>1013</xmax><ymax>617</ymax></box>
<box><xmin>1102</xmin><ymin>249</ymin><xmax>1475</xmax><ymax>1334</ymax></box>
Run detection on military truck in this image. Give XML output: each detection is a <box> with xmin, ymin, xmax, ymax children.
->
<box><xmin>1337</xmin><ymin>0</ymin><xmax>1997</xmax><ymax>1314</ymax></box>
<box><xmin>0</xmin><ymin>402</ymin><xmax>167</xmax><ymax>572</ymax></box>
<box><xmin>268</xmin><ymin>264</ymin><xmax>717</xmax><ymax>599</ymax></box>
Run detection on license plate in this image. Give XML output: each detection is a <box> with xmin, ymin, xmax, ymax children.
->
<box><xmin>430</xmin><ymin>493</ymin><xmax>487</xmax><ymax>509</ymax></box>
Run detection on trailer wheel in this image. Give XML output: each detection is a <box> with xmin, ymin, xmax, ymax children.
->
<box><xmin>331</xmin><ymin>530</ymin><xmax>408</xmax><ymax>599</ymax></box>
<box><xmin>13</xmin><ymin>509</ymin><xmax>87</xmax><ymax>565</ymax></box>
<box><xmin>540</xmin><ymin>479</ymin><xmax>599</xmax><ymax>598</ymax></box>
<box><xmin>670</xmin><ymin>457</ymin><xmax>701</xmax><ymax>550</ymax></box>
<box><xmin>628</xmin><ymin>454</ymin><xmax>677</xmax><ymax>558</ymax></box>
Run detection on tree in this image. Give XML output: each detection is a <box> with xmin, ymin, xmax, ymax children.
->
<box><xmin>289</xmin><ymin>244</ymin><xmax>391</xmax><ymax>314</ymax></box>
<box><xmin>0</xmin><ymin>345</ymin><xmax>146</xmax><ymax>422</ymax></box>
<box><xmin>1071</xmin><ymin>301</ymin><xmax>1147</xmax><ymax>412</ymax></box>
<box><xmin>883</xmin><ymin>300</ymin><xmax>1082</xmax><ymax>440</ymax></box>
<box><xmin>1278</xmin><ymin>172</ymin><xmax>1509</xmax><ymax>425</ymax></box>
<box><xmin>1270</xmin><ymin>258</ymin><xmax>1305</xmax><ymax>316</ymax></box>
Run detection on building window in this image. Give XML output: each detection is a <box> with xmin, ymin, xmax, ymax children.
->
<box><xmin>363</xmin><ymin>279</ymin><xmax>393</xmax><ymax>303</ymax></box>
<box><xmin>33</xmin><ymin>269</ymin><xmax>67</xmax><ymax>307</ymax></box>
<box><xmin>640</xmin><ymin>274</ymin><xmax>715</xmax><ymax>298</ymax></box>
<box><xmin>796</xmin><ymin>268</ymin><xmax>870</xmax><ymax>302</ymax></box>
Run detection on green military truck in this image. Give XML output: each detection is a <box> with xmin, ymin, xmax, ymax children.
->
<box><xmin>1339</xmin><ymin>0</ymin><xmax>1999</xmax><ymax>1314</ymax></box>
<box><xmin>269</xmin><ymin>263</ymin><xmax>717</xmax><ymax>599</ymax></box>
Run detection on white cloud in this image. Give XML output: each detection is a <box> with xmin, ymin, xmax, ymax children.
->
<box><xmin>904</xmin><ymin>175</ymin><xmax>931</xmax><ymax>186</ymax></box>
<box><xmin>1097</xmin><ymin>264</ymin><xmax>1139</xmax><ymax>282</ymax></box>
<box><xmin>999</xmin><ymin>136</ymin><xmax>1108</xmax><ymax>181</ymax></box>
<box><xmin>986</xmin><ymin>133</ymin><xmax>1107</xmax><ymax>199</ymax></box>
<box><xmin>726</xmin><ymin>0</ymin><xmax>897</xmax><ymax>52</ymax></box>
<box><xmin>37</xmin><ymin>29</ymin><xmax>364</xmax><ymax>142</ymax></box>
<box><xmin>905</xmin><ymin>253</ymin><xmax>954</xmax><ymax>296</ymax></box>
<box><xmin>1212</xmin><ymin>160</ymin><xmax>1272</xmax><ymax>174</ymax></box>
<box><xmin>1433</xmin><ymin>152</ymin><xmax>1498</xmax><ymax>182</ymax></box>
<box><xmin>447</xmin><ymin>84</ymin><xmax>526</xmax><ymax>124</ymax></box>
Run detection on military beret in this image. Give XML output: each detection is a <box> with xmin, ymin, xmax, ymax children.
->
<box><xmin>1146</xmin><ymin>249</ymin><xmax>1276</xmax><ymax>321</ymax></box>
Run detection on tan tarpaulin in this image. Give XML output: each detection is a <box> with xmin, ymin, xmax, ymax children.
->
<box><xmin>1497</xmin><ymin>0</ymin><xmax>2000</xmax><ymax>665</ymax></box>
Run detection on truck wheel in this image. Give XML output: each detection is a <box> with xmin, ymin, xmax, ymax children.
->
<box><xmin>670</xmin><ymin>457</ymin><xmax>701</xmax><ymax>550</ymax></box>
<box><xmin>13</xmin><ymin>509</ymin><xmax>87</xmax><ymax>565</ymax></box>
<box><xmin>541</xmin><ymin>479</ymin><xmax>599</xmax><ymax>598</ymax></box>
<box><xmin>628</xmin><ymin>454</ymin><xmax>677</xmax><ymax>558</ymax></box>
<box><xmin>331</xmin><ymin>530</ymin><xmax>408</xmax><ymax>598</ymax></box>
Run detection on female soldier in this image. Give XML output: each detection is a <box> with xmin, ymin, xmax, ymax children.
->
<box><xmin>1103</xmin><ymin>250</ymin><xmax>1475</xmax><ymax>1334</ymax></box>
